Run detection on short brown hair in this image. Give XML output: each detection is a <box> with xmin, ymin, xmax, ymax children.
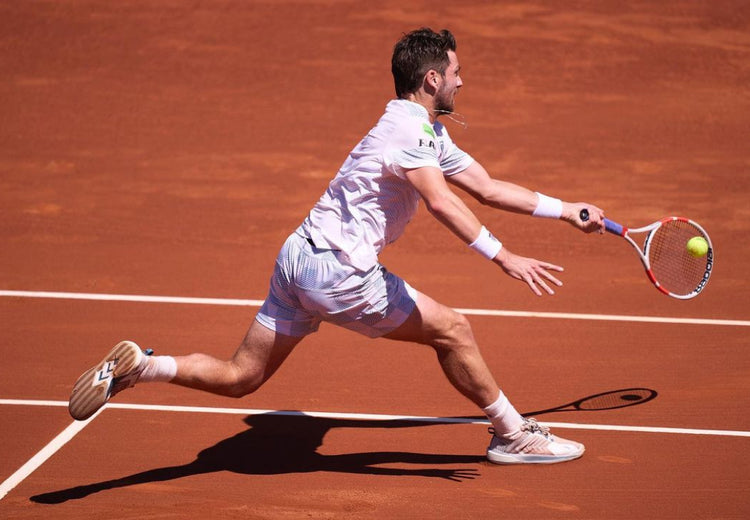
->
<box><xmin>391</xmin><ymin>28</ymin><xmax>456</xmax><ymax>98</ymax></box>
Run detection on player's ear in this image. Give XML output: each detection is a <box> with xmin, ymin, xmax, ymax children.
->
<box><xmin>425</xmin><ymin>70</ymin><xmax>440</xmax><ymax>91</ymax></box>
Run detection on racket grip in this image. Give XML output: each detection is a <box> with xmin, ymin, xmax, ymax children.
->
<box><xmin>603</xmin><ymin>218</ymin><xmax>624</xmax><ymax>236</ymax></box>
<box><xmin>580</xmin><ymin>209</ymin><xmax>625</xmax><ymax>235</ymax></box>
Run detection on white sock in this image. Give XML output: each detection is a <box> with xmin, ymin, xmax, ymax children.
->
<box><xmin>482</xmin><ymin>390</ymin><xmax>525</xmax><ymax>435</ymax></box>
<box><xmin>139</xmin><ymin>355</ymin><xmax>178</xmax><ymax>383</ymax></box>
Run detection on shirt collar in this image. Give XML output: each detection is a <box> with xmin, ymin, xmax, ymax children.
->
<box><xmin>389</xmin><ymin>98</ymin><xmax>430</xmax><ymax>120</ymax></box>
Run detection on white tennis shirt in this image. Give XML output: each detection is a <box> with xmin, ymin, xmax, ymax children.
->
<box><xmin>298</xmin><ymin>99</ymin><xmax>474</xmax><ymax>271</ymax></box>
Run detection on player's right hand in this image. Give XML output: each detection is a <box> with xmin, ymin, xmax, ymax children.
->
<box><xmin>562</xmin><ymin>202</ymin><xmax>605</xmax><ymax>234</ymax></box>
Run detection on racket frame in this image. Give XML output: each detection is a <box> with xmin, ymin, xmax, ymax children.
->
<box><xmin>603</xmin><ymin>216</ymin><xmax>713</xmax><ymax>299</ymax></box>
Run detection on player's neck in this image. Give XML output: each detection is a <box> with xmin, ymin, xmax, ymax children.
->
<box><xmin>403</xmin><ymin>92</ymin><xmax>437</xmax><ymax>122</ymax></box>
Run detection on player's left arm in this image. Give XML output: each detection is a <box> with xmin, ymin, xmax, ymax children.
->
<box><xmin>404</xmin><ymin>165</ymin><xmax>565</xmax><ymax>296</ymax></box>
<box><xmin>447</xmin><ymin>160</ymin><xmax>605</xmax><ymax>233</ymax></box>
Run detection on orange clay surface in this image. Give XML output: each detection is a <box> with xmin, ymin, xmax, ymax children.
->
<box><xmin>1</xmin><ymin>1</ymin><xmax>749</xmax><ymax>518</ymax></box>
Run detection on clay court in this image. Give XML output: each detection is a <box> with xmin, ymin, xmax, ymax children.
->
<box><xmin>1</xmin><ymin>1</ymin><xmax>749</xmax><ymax>518</ymax></box>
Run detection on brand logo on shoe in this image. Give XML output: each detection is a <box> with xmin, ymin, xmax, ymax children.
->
<box><xmin>93</xmin><ymin>360</ymin><xmax>116</xmax><ymax>387</ymax></box>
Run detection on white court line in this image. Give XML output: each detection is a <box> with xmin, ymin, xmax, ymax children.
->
<box><xmin>0</xmin><ymin>408</ymin><xmax>102</xmax><ymax>501</ymax></box>
<box><xmin>1</xmin><ymin>289</ymin><xmax>749</xmax><ymax>327</ymax></box>
<box><xmin>0</xmin><ymin>290</ymin><xmax>264</xmax><ymax>308</ymax></box>
<box><xmin>1</xmin><ymin>399</ymin><xmax>749</xmax><ymax>438</ymax></box>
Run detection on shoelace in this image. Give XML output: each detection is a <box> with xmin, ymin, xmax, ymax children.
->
<box><xmin>488</xmin><ymin>418</ymin><xmax>552</xmax><ymax>439</ymax></box>
<box><xmin>520</xmin><ymin>418</ymin><xmax>551</xmax><ymax>437</ymax></box>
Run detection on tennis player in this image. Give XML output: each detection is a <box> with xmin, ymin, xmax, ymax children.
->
<box><xmin>69</xmin><ymin>28</ymin><xmax>605</xmax><ymax>465</ymax></box>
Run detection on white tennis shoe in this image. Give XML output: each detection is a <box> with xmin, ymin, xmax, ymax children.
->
<box><xmin>68</xmin><ymin>341</ymin><xmax>152</xmax><ymax>421</ymax></box>
<box><xmin>486</xmin><ymin>419</ymin><xmax>585</xmax><ymax>464</ymax></box>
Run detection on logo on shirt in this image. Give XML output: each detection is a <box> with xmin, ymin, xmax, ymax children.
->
<box><xmin>419</xmin><ymin>122</ymin><xmax>438</xmax><ymax>149</ymax></box>
<box><xmin>422</xmin><ymin>123</ymin><xmax>436</xmax><ymax>139</ymax></box>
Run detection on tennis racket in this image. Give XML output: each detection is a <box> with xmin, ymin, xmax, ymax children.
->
<box><xmin>581</xmin><ymin>209</ymin><xmax>713</xmax><ymax>299</ymax></box>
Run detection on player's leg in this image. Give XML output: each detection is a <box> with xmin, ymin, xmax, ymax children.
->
<box><xmin>308</xmin><ymin>260</ymin><xmax>520</xmax><ymax>432</ymax></box>
<box><xmin>310</xmin><ymin>262</ymin><xmax>528</xmax><ymax>438</ymax></box>
<box><xmin>69</xmin><ymin>232</ymin><xmax>317</xmax><ymax>420</ymax></box>
<box><xmin>167</xmin><ymin>320</ymin><xmax>304</xmax><ymax>397</ymax></box>
<box><xmin>68</xmin><ymin>320</ymin><xmax>304</xmax><ymax>420</ymax></box>
<box><xmin>383</xmin><ymin>290</ymin><xmax>585</xmax><ymax>464</ymax></box>
<box><xmin>382</xmin><ymin>291</ymin><xmax>510</xmax><ymax>414</ymax></box>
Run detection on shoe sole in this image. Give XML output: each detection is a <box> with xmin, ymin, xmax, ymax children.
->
<box><xmin>68</xmin><ymin>341</ymin><xmax>143</xmax><ymax>421</ymax></box>
<box><xmin>487</xmin><ymin>447</ymin><xmax>585</xmax><ymax>465</ymax></box>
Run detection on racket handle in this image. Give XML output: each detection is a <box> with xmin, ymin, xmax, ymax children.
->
<box><xmin>603</xmin><ymin>218</ymin><xmax>625</xmax><ymax>236</ymax></box>
<box><xmin>579</xmin><ymin>209</ymin><xmax>625</xmax><ymax>236</ymax></box>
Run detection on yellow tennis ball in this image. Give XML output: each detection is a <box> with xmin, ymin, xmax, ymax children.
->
<box><xmin>686</xmin><ymin>236</ymin><xmax>708</xmax><ymax>258</ymax></box>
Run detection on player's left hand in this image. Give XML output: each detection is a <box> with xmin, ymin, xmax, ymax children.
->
<box><xmin>562</xmin><ymin>202</ymin><xmax>605</xmax><ymax>233</ymax></box>
<box><xmin>494</xmin><ymin>248</ymin><xmax>564</xmax><ymax>296</ymax></box>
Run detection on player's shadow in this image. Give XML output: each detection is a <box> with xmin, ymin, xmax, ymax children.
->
<box><xmin>31</xmin><ymin>387</ymin><xmax>659</xmax><ymax>504</ymax></box>
<box><xmin>31</xmin><ymin>413</ymin><xmax>484</xmax><ymax>504</ymax></box>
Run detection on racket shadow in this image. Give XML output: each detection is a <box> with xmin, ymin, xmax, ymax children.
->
<box><xmin>524</xmin><ymin>387</ymin><xmax>658</xmax><ymax>416</ymax></box>
<box><xmin>445</xmin><ymin>387</ymin><xmax>659</xmax><ymax>422</ymax></box>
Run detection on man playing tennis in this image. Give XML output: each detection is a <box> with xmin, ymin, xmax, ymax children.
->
<box><xmin>70</xmin><ymin>28</ymin><xmax>605</xmax><ymax>464</ymax></box>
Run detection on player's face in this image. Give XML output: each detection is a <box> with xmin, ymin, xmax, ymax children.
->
<box><xmin>435</xmin><ymin>51</ymin><xmax>462</xmax><ymax>114</ymax></box>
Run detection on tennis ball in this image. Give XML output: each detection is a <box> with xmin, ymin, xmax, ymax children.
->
<box><xmin>686</xmin><ymin>236</ymin><xmax>708</xmax><ymax>258</ymax></box>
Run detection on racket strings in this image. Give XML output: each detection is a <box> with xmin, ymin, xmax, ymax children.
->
<box><xmin>647</xmin><ymin>220</ymin><xmax>711</xmax><ymax>296</ymax></box>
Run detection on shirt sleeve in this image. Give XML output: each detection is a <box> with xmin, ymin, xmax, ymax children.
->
<box><xmin>383</xmin><ymin>118</ymin><xmax>441</xmax><ymax>179</ymax></box>
<box><xmin>435</xmin><ymin>122</ymin><xmax>474</xmax><ymax>176</ymax></box>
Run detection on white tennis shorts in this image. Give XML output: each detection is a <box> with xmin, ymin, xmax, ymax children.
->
<box><xmin>256</xmin><ymin>233</ymin><xmax>418</xmax><ymax>338</ymax></box>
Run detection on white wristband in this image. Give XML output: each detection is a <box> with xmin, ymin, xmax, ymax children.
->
<box><xmin>532</xmin><ymin>192</ymin><xmax>563</xmax><ymax>219</ymax></box>
<box><xmin>469</xmin><ymin>226</ymin><xmax>503</xmax><ymax>260</ymax></box>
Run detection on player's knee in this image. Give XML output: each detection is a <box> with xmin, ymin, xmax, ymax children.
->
<box><xmin>224</xmin><ymin>366</ymin><xmax>264</xmax><ymax>398</ymax></box>
<box><xmin>224</xmin><ymin>378</ymin><xmax>261</xmax><ymax>398</ymax></box>
<box><xmin>436</xmin><ymin>311</ymin><xmax>474</xmax><ymax>349</ymax></box>
<box><xmin>450</xmin><ymin>310</ymin><xmax>472</xmax><ymax>336</ymax></box>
